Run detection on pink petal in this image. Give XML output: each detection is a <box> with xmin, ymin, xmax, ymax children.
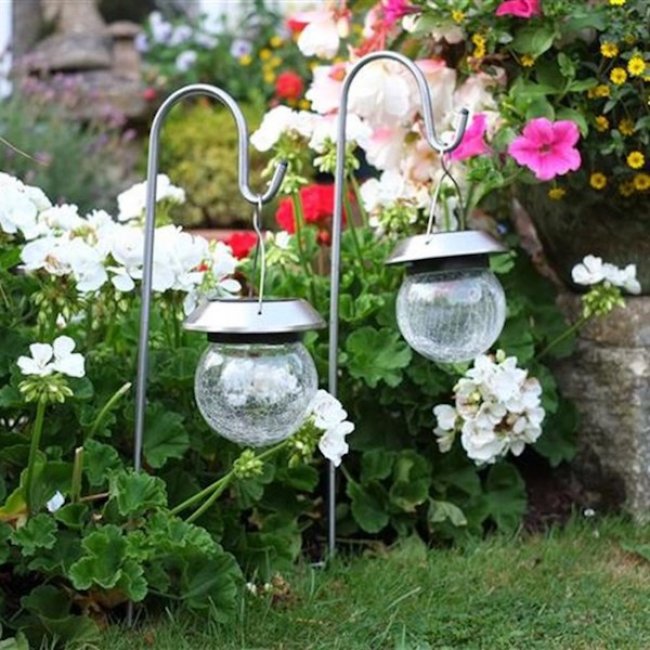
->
<box><xmin>450</xmin><ymin>113</ymin><xmax>490</xmax><ymax>161</ymax></box>
<box><xmin>521</xmin><ymin>118</ymin><xmax>554</xmax><ymax>146</ymax></box>
<box><xmin>495</xmin><ymin>0</ymin><xmax>540</xmax><ymax>18</ymax></box>
<box><xmin>551</xmin><ymin>120</ymin><xmax>580</xmax><ymax>147</ymax></box>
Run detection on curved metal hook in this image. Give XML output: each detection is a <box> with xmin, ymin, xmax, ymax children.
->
<box><xmin>133</xmin><ymin>84</ymin><xmax>287</xmax><ymax>473</ymax></box>
<box><xmin>326</xmin><ymin>51</ymin><xmax>469</xmax><ymax>557</ymax></box>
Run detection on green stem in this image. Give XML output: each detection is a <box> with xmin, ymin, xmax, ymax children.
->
<box><xmin>185</xmin><ymin>479</ymin><xmax>231</xmax><ymax>523</ymax></box>
<box><xmin>291</xmin><ymin>193</ymin><xmax>317</xmax><ymax>304</ymax></box>
<box><xmin>343</xmin><ymin>182</ymin><xmax>367</xmax><ymax>281</ymax></box>
<box><xmin>87</xmin><ymin>381</ymin><xmax>132</xmax><ymax>440</ymax></box>
<box><xmin>25</xmin><ymin>399</ymin><xmax>47</xmax><ymax>515</ymax></box>
<box><xmin>70</xmin><ymin>447</ymin><xmax>83</xmax><ymax>504</ymax></box>
<box><xmin>349</xmin><ymin>175</ymin><xmax>368</xmax><ymax>227</ymax></box>
<box><xmin>536</xmin><ymin>314</ymin><xmax>592</xmax><ymax>361</ymax></box>
<box><xmin>172</xmin><ymin>440</ymin><xmax>290</xmax><ymax>518</ymax></box>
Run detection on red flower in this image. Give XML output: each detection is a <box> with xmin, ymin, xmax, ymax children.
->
<box><xmin>226</xmin><ymin>231</ymin><xmax>258</xmax><ymax>259</ymax></box>
<box><xmin>275</xmin><ymin>184</ymin><xmax>350</xmax><ymax>242</ymax></box>
<box><xmin>287</xmin><ymin>16</ymin><xmax>309</xmax><ymax>34</ymax></box>
<box><xmin>142</xmin><ymin>87</ymin><xmax>157</xmax><ymax>102</ymax></box>
<box><xmin>275</xmin><ymin>71</ymin><xmax>304</xmax><ymax>101</ymax></box>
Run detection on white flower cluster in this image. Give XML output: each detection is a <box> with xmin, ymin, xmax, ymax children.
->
<box><xmin>571</xmin><ymin>255</ymin><xmax>641</xmax><ymax>295</ymax></box>
<box><xmin>17</xmin><ymin>336</ymin><xmax>85</xmax><ymax>378</ymax></box>
<box><xmin>1</xmin><ymin>173</ymin><xmax>240</xmax><ymax>313</ymax></box>
<box><xmin>308</xmin><ymin>390</ymin><xmax>354</xmax><ymax>467</ymax></box>
<box><xmin>433</xmin><ymin>353</ymin><xmax>545</xmax><ymax>465</ymax></box>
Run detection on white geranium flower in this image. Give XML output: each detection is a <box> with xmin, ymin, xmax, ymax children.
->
<box><xmin>603</xmin><ymin>263</ymin><xmax>641</xmax><ymax>295</ymax></box>
<box><xmin>307</xmin><ymin>390</ymin><xmax>354</xmax><ymax>467</ymax></box>
<box><xmin>117</xmin><ymin>174</ymin><xmax>185</xmax><ymax>222</ymax></box>
<box><xmin>433</xmin><ymin>404</ymin><xmax>457</xmax><ymax>431</ymax></box>
<box><xmin>308</xmin><ymin>113</ymin><xmax>371</xmax><ymax>154</ymax></box>
<box><xmin>296</xmin><ymin>9</ymin><xmax>347</xmax><ymax>59</ymax></box>
<box><xmin>46</xmin><ymin>491</ymin><xmax>65</xmax><ymax>513</ymax></box>
<box><xmin>318</xmin><ymin>420</ymin><xmax>353</xmax><ymax>467</ymax></box>
<box><xmin>571</xmin><ymin>255</ymin><xmax>606</xmax><ymax>286</ymax></box>
<box><xmin>37</xmin><ymin>204</ymin><xmax>84</xmax><ymax>234</ymax></box>
<box><xmin>52</xmin><ymin>336</ymin><xmax>85</xmax><ymax>377</ymax></box>
<box><xmin>0</xmin><ymin>185</ymin><xmax>39</xmax><ymax>239</ymax></box>
<box><xmin>432</xmin><ymin>352</ymin><xmax>545</xmax><ymax>464</ymax></box>
<box><xmin>250</xmin><ymin>106</ymin><xmax>299</xmax><ymax>152</ymax></box>
<box><xmin>17</xmin><ymin>343</ymin><xmax>55</xmax><ymax>377</ymax></box>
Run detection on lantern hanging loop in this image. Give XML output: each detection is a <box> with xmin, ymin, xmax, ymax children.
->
<box><xmin>425</xmin><ymin>154</ymin><xmax>466</xmax><ymax>236</ymax></box>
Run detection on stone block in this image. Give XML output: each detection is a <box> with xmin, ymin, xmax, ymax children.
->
<box><xmin>554</xmin><ymin>295</ymin><xmax>650</xmax><ymax>519</ymax></box>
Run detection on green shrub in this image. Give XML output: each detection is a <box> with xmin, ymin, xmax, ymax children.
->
<box><xmin>0</xmin><ymin>82</ymin><xmax>133</xmax><ymax>213</ymax></box>
<box><xmin>159</xmin><ymin>102</ymin><xmax>271</xmax><ymax>229</ymax></box>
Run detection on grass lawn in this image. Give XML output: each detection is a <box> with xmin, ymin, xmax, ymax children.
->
<box><xmin>101</xmin><ymin>517</ymin><xmax>650</xmax><ymax>649</ymax></box>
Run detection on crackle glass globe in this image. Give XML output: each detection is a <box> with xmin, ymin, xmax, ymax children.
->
<box><xmin>396</xmin><ymin>268</ymin><xmax>506</xmax><ymax>364</ymax></box>
<box><xmin>194</xmin><ymin>341</ymin><xmax>318</xmax><ymax>447</ymax></box>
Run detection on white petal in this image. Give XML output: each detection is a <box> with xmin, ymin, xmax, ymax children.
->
<box><xmin>53</xmin><ymin>353</ymin><xmax>85</xmax><ymax>378</ymax></box>
<box><xmin>53</xmin><ymin>336</ymin><xmax>76</xmax><ymax>358</ymax></box>
<box><xmin>46</xmin><ymin>491</ymin><xmax>65</xmax><ymax>513</ymax></box>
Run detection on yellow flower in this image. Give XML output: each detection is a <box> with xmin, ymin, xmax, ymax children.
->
<box><xmin>627</xmin><ymin>151</ymin><xmax>645</xmax><ymax>169</ymax></box>
<box><xmin>633</xmin><ymin>173</ymin><xmax>650</xmax><ymax>191</ymax></box>
<box><xmin>471</xmin><ymin>33</ymin><xmax>486</xmax><ymax>57</ymax></box>
<box><xmin>239</xmin><ymin>54</ymin><xmax>252</xmax><ymax>66</ymax></box>
<box><xmin>299</xmin><ymin>99</ymin><xmax>311</xmax><ymax>110</ymax></box>
<box><xmin>270</xmin><ymin>35</ymin><xmax>284</xmax><ymax>48</ymax></box>
<box><xmin>270</xmin><ymin>56</ymin><xmax>282</xmax><ymax>68</ymax></box>
<box><xmin>590</xmin><ymin>84</ymin><xmax>611</xmax><ymax>98</ymax></box>
<box><xmin>618</xmin><ymin>118</ymin><xmax>634</xmax><ymax>136</ymax></box>
<box><xmin>548</xmin><ymin>187</ymin><xmax>566</xmax><ymax>200</ymax></box>
<box><xmin>521</xmin><ymin>54</ymin><xmax>535</xmax><ymax>67</ymax></box>
<box><xmin>600</xmin><ymin>42</ymin><xmax>619</xmax><ymax>58</ymax></box>
<box><xmin>451</xmin><ymin>9</ymin><xmax>465</xmax><ymax>23</ymax></box>
<box><xmin>590</xmin><ymin>173</ymin><xmax>607</xmax><ymax>190</ymax></box>
<box><xmin>619</xmin><ymin>182</ymin><xmax>635</xmax><ymax>196</ymax></box>
<box><xmin>628</xmin><ymin>56</ymin><xmax>646</xmax><ymax>76</ymax></box>
<box><xmin>260</xmin><ymin>48</ymin><xmax>272</xmax><ymax>61</ymax></box>
<box><xmin>610</xmin><ymin>67</ymin><xmax>627</xmax><ymax>84</ymax></box>
<box><xmin>594</xmin><ymin>116</ymin><xmax>609</xmax><ymax>132</ymax></box>
<box><xmin>609</xmin><ymin>0</ymin><xmax>625</xmax><ymax>5</ymax></box>
<box><xmin>263</xmin><ymin>71</ymin><xmax>276</xmax><ymax>84</ymax></box>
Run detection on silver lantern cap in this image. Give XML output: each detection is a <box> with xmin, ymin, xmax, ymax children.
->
<box><xmin>385</xmin><ymin>230</ymin><xmax>507</xmax><ymax>267</ymax></box>
<box><xmin>183</xmin><ymin>297</ymin><xmax>325</xmax><ymax>338</ymax></box>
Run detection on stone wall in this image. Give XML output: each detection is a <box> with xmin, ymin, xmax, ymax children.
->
<box><xmin>554</xmin><ymin>295</ymin><xmax>650</xmax><ymax>520</ymax></box>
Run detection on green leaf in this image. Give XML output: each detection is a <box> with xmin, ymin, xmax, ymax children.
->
<box><xmin>483</xmin><ymin>463</ymin><xmax>527</xmax><ymax>532</ymax></box>
<box><xmin>534</xmin><ymin>399</ymin><xmax>577</xmax><ymax>467</ymax></box>
<box><xmin>143</xmin><ymin>403</ymin><xmax>189</xmax><ymax>469</ymax></box>
<box><xmin>108</xmin><ymin>470</ymin><xmax>167</xmax><ymax>517</ymax></box>
<box><xmin>0</xmin><ymin>523</ymin><xmax>12</xmax><ymax>563</ymax></box>
<box><xmin>511</xmin><ymin>25</ymin><xmax>556</xmax><ymax>57</ymax></box>
<box><xmin>84</xmin><ymin>439</ymin><xmax>123</xmax><ymax>487</ymax></box>
<box><xmin>347</xmin><ymin>481</ymin><xmax>390</xmax><ymax>533</ymax></box>
<box><xmin>10</xmin><ymin>514</ymin><xmax>57</xmax><ymax>556</ymax></box>
<box><xmin>0</xmin><ymin>631</ymin><xmax>29</xmax><ymax>650</ymax></box>
<box><xmin>68</xmin><ymin>524</ymin><xmax>146</xmax><ymax>600</ymax></box>
<box><xmin>498</xmin><ymin>315</ymin><xmax>535</xmax><ymax>362</ymax></box>
<box><xmin>428</xmin><ymin>499</ymin><xmax>468</xmax><ymax>527</ymax></box>
<box><xmin>345</xmin><ymin>327</ymin><xmax>412</xmax><ymax>388</ymax></box>
<box><xmin>361</xmin><ymin>450</ymin><xmax>395</xmax><ymax>483</ymax></box>
<box><xmin>180</xmin><ymin>552</ymin><xmax>241</xmax><ymax>618</ymax></box>
<box><xmin>54</xmin><ymin>504</ymin><xmax>89</xmax><ymax>530</ymax></box>
<box><xmin>389</xmin><ymin>451</ymin><xmax>431</xmax><ymax>513</ymax></box>
<box><xmin>20</xmin><ymin>584</ymin><xmax>100</xmax><ymax>644</ymax></box>
<box><xmin>556</xmin><ymin>108</ymin><xmax>589</xmax><ymax>136</ymax></box>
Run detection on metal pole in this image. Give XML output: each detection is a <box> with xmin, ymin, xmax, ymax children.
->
<box><xmin>134</xmin><ymin>84</ymin><xmax>287</xmax><ymax>473</ymax></box>
<box><xmin>327</xmin><ymin>51</ymin><xmax>469</xmax><ymax>556</ymax></box>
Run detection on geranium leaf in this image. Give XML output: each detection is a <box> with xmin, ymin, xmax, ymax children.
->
<box><xmin>345</xmin><ymin>326</ymin><xmax>412</xmax><ymax>388</ymax></box>
<box><xmin>83</xmin><ymin>439</ymin><xmax>123</xmax><ymax>487</ymax></box>
<box><xmin>143</xmin><ymin>403</ymin><xmax>189</xmax><ymax>469</ymax></box>
<box><xmin>108</xmin><ymin>470</ymin><xmax>167</xmax><ymax>518</ymax></box>
<box><xmin>10</xmin><ymin>514</ymin><xmax>57</xmax><ymax>556</ymax></box>
<box><xmin>482</xmin><ymin>463</ymin><xmax>527</xmax><ymax>532</ymax></box>
<box><xmin>346</xmin><ymin>480</ymin><xmax>390</xmax><ymax>533</ymax></box>
<box><xmin>428</xmin><ymin>499</ymin><xmax>468</xmax><ymax>527</ymax></box>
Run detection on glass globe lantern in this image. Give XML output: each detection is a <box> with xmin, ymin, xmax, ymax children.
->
<box><xmin>386</xmin><ymin>231</ymin><xmax>507</xmax><ymax>364</ymax></box>
<box><xmin>183</xmin><ymin>298</ymin><xmax>325</xmax><ymax>447</ymax></box>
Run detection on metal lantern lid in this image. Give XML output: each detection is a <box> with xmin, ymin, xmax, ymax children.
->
<box><xmin>385</xmin><ymin>230</ymin><xmax>507</xmax><ymax>268</ymax></box>
<box><xmin>183</xmin><ymin>297</ymin><xmax>325</xmax><ymax>343</ymax></box>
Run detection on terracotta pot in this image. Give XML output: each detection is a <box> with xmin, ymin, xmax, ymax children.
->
<box><xmin>519</xmin><ymin>184</ymin><xmax>650</xmax><ymax>294</ymax></box>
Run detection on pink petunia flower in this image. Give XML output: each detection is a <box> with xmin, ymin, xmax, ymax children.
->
<box><xmin>508</xmin><ymin>118</ymin><xmax>581</xmax><ymax>181</ymax></box>
<box><xmin>450</xmin><ymin>114</ymin><xmax>490</xmax><ymax>161</ymax></box>
<box><xmin>495</xmin><ymin>0</ymin><xmax>541</xmax><ymax>18</ymax></box>
<box><xmin>383</xmin><ymin>0</ymin><xmax>416</xmax><ymax>26</ymax></box>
